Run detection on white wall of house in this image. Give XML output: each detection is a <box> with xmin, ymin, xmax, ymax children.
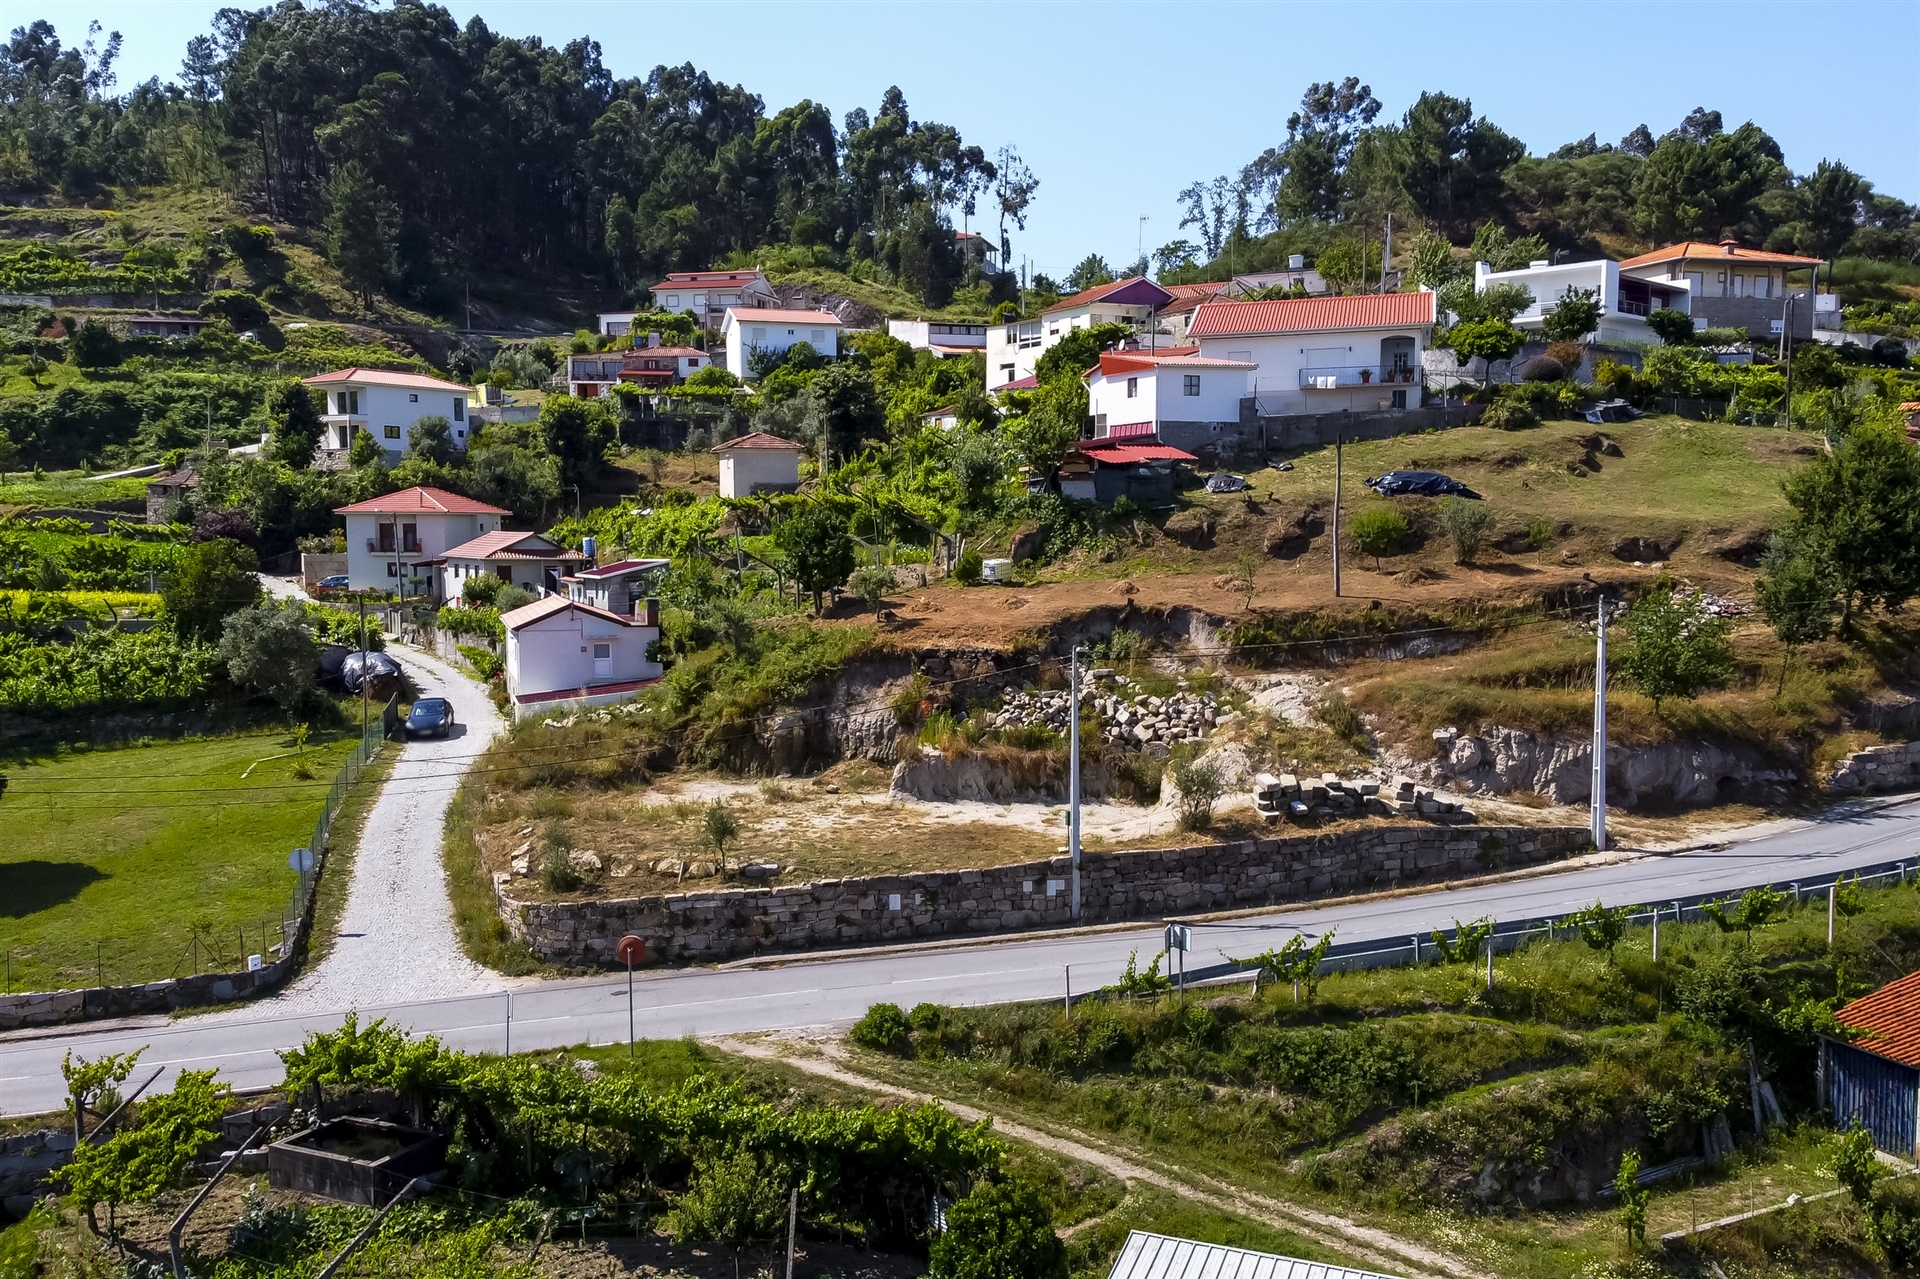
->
<box><xmin>341</xmin><ymin>511</ymin><xmax>493</xmax><ymax>594</ymax></box>
<box><xmin>440</xmin><ymin>555</ymin><xmax>569</xmax><ymax>601</ymax></box>
<box><xmin>1474</xmin><ymin>260</ymin><xmax>1689</xmax><ymax>346</ymax></box>
<box><xmin>1089</xmin><ymin>369</ymin><xmax>1160</xmax><ymax>435</ymax></box>
<box><xmin>717</xmin><ymin>447</ymin><xmax>803</xmax><ymax>497</ymax></box>
<box><xmin>1088</xmin><ymin>364</ymin><xmax>1249</xmax><ymax>436</ymax></box>
<box><xmin>985</xmin><ymin>301</ymin><xmax>1159</xmax><ymax>387</ymax></box>
<box><xmin>506</xmin><ymin>607</ymin><xmax>662</xmax><ymax>710</ymax></box>
<box><xmin>319</xmin><ymin>383</ymin><xmax>473</xmax><ymax>455</ymax></box>
<box><xmin>887</xmin><ymin>319</ymin><xmax>988</xmax><ymax>350</ymax></box>
<box><xmin>722</xmin><ymin>313</ymin><xmax>841</xmax><ymax>380</ymax></box>
<box><xmin>1195</xmin><ymin>329</ymin><xmax>1430</xmax><ymax>416</ymax></box>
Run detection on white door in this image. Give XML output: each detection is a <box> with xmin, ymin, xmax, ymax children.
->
<box><xmin>592</xmin><ymin>642</ymin><xmax>612</xmax><ymax>678</ymax></box>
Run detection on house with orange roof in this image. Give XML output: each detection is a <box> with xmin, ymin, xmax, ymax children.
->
<box><xmin>332</xmin><ymin>486</ymin><xmax>509</xmax><ymax>596</ymax></box>
<box><xmin>303</xmin><ymin>368</ymin><xmax>476</xmax><ymax>462</ymax></box>
<box><xmin>1620</xmin><ymin>239</ymin><xmax>1823</xmax><ymax>339</ymax></box>
<box><xmin>628</xmin><ymin>269</ymin><xmax>776</xmax><ymax>331</ymax></box>
<box><xmin>1825</xmin><ymin>968</ymin><xmax>1920</xmax><ymax>1159</ymax></box>
<box><xmin>1084</xmin><ymin>348</ymin><xmax>1259</xmax><ymax>460</ymax></box>
<box><xmin>1187</xmin><ymin>293</ymin><xmax>1436</xmax><ymax>418</ymax></box>
<box><xmin>501</xmin><ymin>593</ymin><xmax>664</xmax><ymax>717</ymax></box>
<box><xmin>720</xmin><ymin>306</ymin><xmax>843</xmax><ymax>380</ymax></box>
<box><xmin>431</xmin><ymin>530</ymin><xmax>587</xmax><ymax>603</ymax></box>
<box><xmin>985</xmin><ymin>276</ymin><xmax>1176</xmax><ymax>387</ymax></box>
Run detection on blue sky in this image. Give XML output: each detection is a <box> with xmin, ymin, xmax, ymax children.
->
<box><xmin>57</xmin><ymin>0</ymin><xmax>1920</xmax><ymax>278</ymax></box>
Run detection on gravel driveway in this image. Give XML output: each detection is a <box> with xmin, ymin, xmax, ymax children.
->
<box><xmin>216</xmin><ymin>644</ymin><xmax>505</xmax><ymax>1018</ymax></box>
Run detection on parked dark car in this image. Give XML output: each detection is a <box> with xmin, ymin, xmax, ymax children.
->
<box><xmin>316</xmin><ymin>574</ymin><xmax>350</xmax><ymax>590</ymax></box>
<box><xmin>405</xmin><ymin>698</ymin><xmax>455</xmax><ymax>739</ymax></box>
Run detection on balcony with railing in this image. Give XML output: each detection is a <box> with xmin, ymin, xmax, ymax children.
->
<box><xmin>1299</xmin><ymin>365</ymin><xmax>1424</xmax><ymax>390</ymax></box>
<box><xmin>1616</xmin><ymin>298</ymin><xmax>1650</xmax><ymax>317</ymax></box>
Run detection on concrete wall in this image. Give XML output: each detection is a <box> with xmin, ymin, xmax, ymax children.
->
<box><xmin>719</xmin><ymin>447</ymin><xmax>802</xmax><ymax>497</ymax></box>
<box><xmin>1254</xmin><ymin>402</ymin><xmax>1483</xmax><ymax>452</ymax></box>
<box><xmin>301</xmin><ymin>552</ymin><xmax>347</xmax><ymax>586</ymax></box>
<box><xmin>500</xmin><ymin>823</ymin><xmax>1590</xmax><ymax>967</ymax></box>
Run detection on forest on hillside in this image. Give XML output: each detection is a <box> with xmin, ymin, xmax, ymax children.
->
<box><xmin>0</xmin><ymin>7</ymin><xmax>1914</xmax><ymax>314</ymax></box>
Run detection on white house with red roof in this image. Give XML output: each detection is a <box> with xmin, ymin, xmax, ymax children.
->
<box><xmin>1619</xmin><ymin>239</ymin><xmax>1823</xmax><ymax>338</ymax></box>
<box><xmin>304</xmin><ymin>368</ymin><xmax>476</xmax><ymax>460</ymax></box>
<box><xmin>721</xmin><ymin>307</ymin><xmax>843</xmax><ymax>379</ymax></box>
<box><xmin>1085</xmin><ymin>347</ymin><xmax>1258</xmax><ymax>456</ymax></box>
<box><xmin>566</xmin><ymin>338</ymin><xmax>712</xmax><ymax>398</ymax></box>
<box><xmin>986</xmin><ymin>276</ymin><xmax>1176</xmax><ymax>388</ymax></box>
<box><xmin>713</xmin><ymin>431</ymin><xmax>804</xmax><ymax>497</ymax></box>
<box><xmin>333</xmin><ymin>486</ymin><xmax>508</xmax><ymax>596</ymax></box>
<box><xmin>1188</xmin><ymin>293</ymin><xmax>1436</xmax><ymax>417</ymax></box>
<box><xmin>641</xmin><ymin>269</ymin><xmax>776</xmax><ymax>329</ymax></box>
<box><xmin>433</xmin><ymin>530</ymin><xmax>588</xmax><ymax>602</ymax></box>
<box><xmin>501</xmin><ymin>594</ymin><xmax>664</xmax><ymax>718</ymax></box>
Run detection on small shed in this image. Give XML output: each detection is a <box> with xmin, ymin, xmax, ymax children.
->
<box><xmin>1826</xmin><ymin>969</ymin><xmax>1920</xmax><ymax>1159</ymax></box>
<box><xmin>713</xmin><ymin>431</ymin><xmax>804</xmax><ymax>497</ymax></box>
<box><xmin>1055</xmin><ymin>441</ymin><xmax>1197</xmax><ymax>504</ymax></box>
<box><xmin>1105</xmin><ymin>1230</ymin><xmax>1407</xmax><ymax>1279</ymax></box>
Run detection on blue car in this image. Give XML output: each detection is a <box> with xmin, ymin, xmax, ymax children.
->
<box><xmin>405</xmin><ymin>697</ymin><xmax>455</xmax><ymax>738</ymax></box>
<box><xmin>316</xmin><ymin>574</ymin><xmax>350</xmax><ymax>590</ymax></box>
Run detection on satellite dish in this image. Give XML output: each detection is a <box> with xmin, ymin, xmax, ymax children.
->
<box><xmin>288</xmin><ymin>847</ymin><xmax>314</xmax><ymax>873</ymax></box>
<box><xmin>616</xmin><ymin>934</ymin><xmax>646</xmax><ymax>966</ymax></box>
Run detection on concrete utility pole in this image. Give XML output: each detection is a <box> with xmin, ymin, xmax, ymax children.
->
<box><xmin>1591</xmin><ymin>595</ymin><xmax>1609</xmax><ymax>851</ymax></box>
<box><xmin>1069</xmin><ymin>644</ymin><xmax>1083</xmax><ymax>920</ymax></box>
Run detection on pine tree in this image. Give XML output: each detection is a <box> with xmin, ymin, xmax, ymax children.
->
<box><xmin>324</xmin><ymin>161</ymin><xmax>399</xmax><ymax>308</ymax></box>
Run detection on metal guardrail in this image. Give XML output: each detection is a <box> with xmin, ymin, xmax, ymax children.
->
<box><xmin>1297</xmin><ymin>365</ymin><xmax>1424</xmax><ymax>390</ymax></box>
<box><xmin>1167</xmin><ymin>856</ymin><xmax>1916</xmax><ymax>989</ymax></box>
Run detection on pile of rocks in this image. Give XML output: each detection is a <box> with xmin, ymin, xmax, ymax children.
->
<box><xmin>986</xmin><ymin>674</ymin><xmax>1227</xmax><ymax>752</ymax></box>
<box><xmin>1254</xmin><ymin>772</ymin><xmax>1473</xmax><ymax>824</ymax></box>
<box><xmin>1828</xmin><ymin>741</ymin><xmax>1920</xmax><ymax>795</ymax></box>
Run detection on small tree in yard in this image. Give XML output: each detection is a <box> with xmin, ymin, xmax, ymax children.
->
<box><xmin>1568</xmin><ymin>901</ymin><xmax>1630</xmax><ymax>961</ymax></box>
<box><xmin>1755</xmin><ymin>532</ymin><xmax>1835</xmax><ymax>695</ymax></box>
<box><xmin>1436</xmin><ymin>499</ymin><xmax>1495</xmax><ymax>564</ymax></box>
<box><xmin>1645</xmin><ymin>308</ymin><xmax>1696</xmax><ymax>346</ymax></box>
<box><xmin>219</xmin><ymin>601</ymin><xmax>318</xmax><ymax>709</ymax></box>
<box><xmin>1170</xmin><ymin>754</ymin><xmax>1224</xmax><ymax>831</ymax></box>
<box><xmin>1614</xmin><ymin>1150</ymin><xmax>1650</xmax><ymax>1248</ymax></box>
<box><xmin>1541</xmin><ymin>286</ymin><xmax>1602</xmax><ymax>343</ymax></box>
<box><xmin>162</xmin><ymin>538</ymin><xmax>262</xmax><ymax>641</ymax></box>
<box><xmin>1227</xmin><ymin>552</ymin><xmax>1259</xmax><ymax>609</ymax></box>
<box><xmin>1449</xmin><ymin>317</ymin><xmax>1525</xmax><ymax>387</ymax></box>
<box><xmin>64</xmin><ymin>1068</ymin><xmax>227</xmax><ymax>1237</ymax></box>
<box><xmin>775</xmin><ymin>502</ymin><xmax>856</xmax><ymax>614</ymax></box>
<box><xmin>62</xmin><ymin>1048</ymin><xmax>143</xmax><ymax>1143</ymax></box>
<box><xmin>703</xmin><ymin>800</ymin><xmax>740</xmax><ymax>860</ymax></box>
<box><xmin>1617</xmin><ymin>582</ymin><xmax>1736</xmax><ymax>714</ymax></box>
<box><xmin>349</xmin><ymin>426</ymin><xmax>383</xmax><ymax>468</ymax></box>
<box><xmin>1348</xmin><ymin>505</ymin><xmax>1409</xmax><ymax>568</ymax></box>
<box><xmin>929</xmin><ymin>1180</ymin><xmax>1067</xmax><ymax>1279</ymax></box>
<box><xmin>849</xmin><ymin>564</ymin><xmax>894</xmax><ymax>618</ymax></box>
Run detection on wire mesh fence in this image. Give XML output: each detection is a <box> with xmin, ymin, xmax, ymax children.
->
<box><xmin>2</xmin><ymin>696</ymin><xmax>396</xmax><ymax>997</ymax></box>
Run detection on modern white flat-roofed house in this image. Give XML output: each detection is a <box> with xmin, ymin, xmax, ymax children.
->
<box><xmin>433</xmin><ymin>530</ymin><xmax>587</xmax><ymax>602</ymax></box>
<box><xmin>721</xmin><ymin>308</ymin><xmax>842</xmax><ymax>380</ymax></box>
<box><xmin>646</xmin><ymin>269</ymin><xmax>777</xmax><ymax>329</ymax></box>
<box><xmin>305</xmin><ymin>368</ymin><xmax>475</xmax><ymax>458</ymax></box>
<box><xmin>887</xmin><ymin>318</ymin><xmax>988</xmax><ymax>355</ymax></box>
<box><xmin>713</xmin><ymin>431</ymin><xmax>804</xmax><ymax>497</ymax></box>
<box><xmin>563</xmin><ymin>558</ymin><xmax>670</xmax><ymax>616</ymax></box>
<box><xmin>333</xmin><ymin>486</ymin><xmax>508</xmax><ymax>596</ymax></box>
<box><xmin>501</xmin><ymin>594</ymin><xmax>664</xmax><ymax>717</ymax></box>
<box><xmin>1474</xmin><ymin>258</ymin><xmax>1690</xmax><ymax>345</ymax></box>
<box><xmin>1188</xmin><ymin>292</ymin><xmax>1436</xmax><ymax>417</ymax></box>
<box><xmin>1085</xmin><ymin>348</ymin><xmax>1258</xmax><ymax>456</ymax></box>
<box><xmin>985</xmin><ymin>276</ymin><xmax>1176</xmax><ymax>388</ymax></box>
<box><xmin>1619</xmin><ymin>239</ymin><xmax>1823</xmax><ymax>339</ymax></box>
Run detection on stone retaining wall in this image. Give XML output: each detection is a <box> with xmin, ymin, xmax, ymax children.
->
<box><xmin>501</xmin><ymin>823</ymin><xmax>1590</xmax><ymax>967</ymax></box>
<box><xmin>0</xmin><ymin>952</ymin><xmax>303</xmax><ymax>1033</ymax></box>
<box><xmin>1828</xmin><ymin>740</ymin><xmax>1920</xmax><ymax>795</ymax></box>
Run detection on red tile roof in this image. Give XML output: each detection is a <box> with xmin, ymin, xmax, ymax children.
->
<box><xmin>1837</xmin><ymin>970</ymin><xmax>1920</xmax><ymax>1067</ymax></box>
<box><xmin>1188</xmin><ymin>292</ymin><xmax>1436</xmax><ymax>337</ymax></box>
<box><xmin>1043</xmin><ymin>276</ymin><xmax>1176</xmax><ymax>316</ymax></box>
<box><xmin>1620</xmin><ymin>240</ymin><xmax>1824</xmax><ymax>269</ymax></box>
<box><xmin>713</xmin><ymin>431</ymin><xmax>804</xmax><ymax>452</ymax></box>
<box><xmin>996</xmin><ymin>374</ymin><xmax>1039</xmax><ymax>392</ymax></box>
<box><xmin>501</xmin><ymin>594</ymin><xmax>651</xmax><ymax>632</ymax></box>
<box><xmin>302</xmin><ymin>368</ymin><xmax>474</xmax><ymax>393</ymax></box>
<box><xmin>1094</xmin><ymin>351</ymin><xmax>1255</xmax><ymax>378</ymax></box>
<box><xmin>1159</xmin><ymin>282</ymin><xmax>1227</xmax><ymax>303</ymax></box>
<box><xmin>333</xmin><ymin>486</ymin><xmax>508</xmax><ymax>516</ymax></box>
<box><xmin>723</xmin><ymin>307</ymin><xmax>843</xmax><ymax>326</ymax></box>
<box><xmin>576</xmin><ymin>558</ymin><xmax>671</xmax><ymax>580</ymax></box>
<box><xmin>1075</xmin><ymin>442</ymin><xmax>1199</xmax><ymax>463</ymax></box>
<box><xmin>442</xmin><ymin>531</ymin><xmax>582</xmax><ymax>562</ymax></box>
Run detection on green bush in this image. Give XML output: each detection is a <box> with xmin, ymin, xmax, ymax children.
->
<box><xmin>1169</xmin><ymin>754</ymin><xmax>1223</xmax><ymax>831</ymax></box>
<box><xmin>218</xmin><ymin>601</ymin><xmax>318</xmax><ymax>709</ymax></box>
<box><xmin>955</xmin><ymin>548</ymin><xmax>984</xmax><ymax>585</ymax></box>
<box><xmin>1347</xmin><ymin>505</ymin><xmax>1409</xmax><ymax>567</ymax></box>
<box><xmin>458</xmin><ymin>644</ymin><xmax>502</xmax><ymax>682</ymax></box>
<box><xmin>1478</xmin><ymin>398</ymin><xmax>1540</xmax><ymax>431</ymax></box>
<box><xmin>1436</xmin><ymin>499</ymin><xmax>1497</xmax><ymax>564</ymax></box>
<box><xmin>1314</xmin><ymin>690</ymin><xmax>1368</xmax><ymax>749</ymax></box>
<box><xmin>436</xmin><ymin>605</ymin><xmax>504</xmax><ymax>641</ymax></box>
<box><xmin>1869</xmin><ymin>1175</ymin><xmax>1920</xmax><ymax>1270</ymax></box>
<box><xmin>667</xmin><ymin>1150</ymin><xmax>790</xmax><ymax>1246</ymax></box>
<box><xmin>1526</xmin><ymin>517</ymin><xmax>1554</xmax><ymax>550</ymax></box>
<box><xmin>851</xmin><ymin>1002</ymin><xmax>913</xmax><ymax>1054</ymax></box>
<box><xmin>929</xmin><ymin>1180</ymin><xmax>1066</xmax><ymax>1279</ymax></box>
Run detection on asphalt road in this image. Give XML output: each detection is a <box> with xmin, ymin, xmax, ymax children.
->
<box><xmin>5</xmin><ymin>795</ymin><xmax>1918</xmax><ymax>1118</ymax></box>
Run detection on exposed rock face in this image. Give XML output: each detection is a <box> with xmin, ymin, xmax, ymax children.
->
<box><xmin>1610</xmin><ymin>535</ymin><xmax>1677</xmax><ymax>563</ymax></box>
<box><xmin>889</xmin><ymin>746</ymin><xmax>1110</xmax><ymax>803</ymax></box>
<box><xmin>1435</xmin><ymin>726</ymin><xmax>1797</xmax><ymax>808</ymax></box>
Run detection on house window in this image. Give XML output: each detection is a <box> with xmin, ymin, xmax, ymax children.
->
<box><xmin>1095</xmin><ymin>413</ymin><xmax>1108</xmax><ymax>430</ymax></box>
<box><xmin>688</xmin><ymin>358</ymin><xmax>699</xmax><ymax>367</ymax></box>
<box><xmin>1184</xmin><ymin>375</ymin><xmax>1201</xmax><ymax>396</ymax></box>
<box><xmin>383</xmin><ymin>425</ymin><xmax>401</xmax><ymax>439</ymax></box>
<box><xmin>409</xmin><ymin>393</ymin><xmax>419</xmax><ymax>403</ymax></box>
<box><xmin>665</xmin><ymin>295</ymin><xmax>680</xmax><ymax>307</ymax></box>
<box><xmin>1000</xmin><ymin>364</ymin><xmax>1016</xmax><ymax>383</ymax></box>
<box><xmin>377</xmin><ymin>523</ymin><xmax>395</xmax><ymax>552</ymax></box>
<box><xmin>453</xmin><ymin>399</ymin><xmax>464</xmax><ymax>421</ymax></box>
<box><xmin>402</xmin><ymin>523</ymin><xmax>419</xmax><ymax>553</ymax></box>
<box><xmin>810</xmin><ymin>329</ymin><xmax>825</xmax><ymax>344</ymax></box>
<box><xmin>752</xmin><ymin>327</ymin><xmax>766</xmax><ymax>342</ymax></box>
<box><xmin>593</xmin><ymin>642</ymin><xmax>611</xmax><ymax>659</ymax></box>
<box><xmin>1126</xmin><ymin>377</ymin><xmax>1138</xmax><ymax>398</ymax></box>
<box><xmin>386</xmin><ymin>562</ymin><xmax>397</xmax><ymax>577</ymax></box>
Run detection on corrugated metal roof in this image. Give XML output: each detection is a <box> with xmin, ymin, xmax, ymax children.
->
<box><xmin>1105</xmin><ymin>1231</ymin><xmax>1407</xmax><ymax>1279</ymax></box>
<box><xmin>1838</xmin><ymin>970</ymin><xmax>1920</xmax><ymax>1067</ymax></box>
<box><xmin>1188</xmin><ymin>293</ymin><xmax>1435</xmax><ymax>337</ymax></box>
<box><xmin>1075</xmin><ymin>442</ymin><xmax>1199</xmax><ymax>463</ymax></box>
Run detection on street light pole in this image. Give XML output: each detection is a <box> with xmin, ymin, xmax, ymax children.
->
<box><xmin>1069</xmin><ymin>644</ymin><xmax>1082</xmax><ymax>921</ymax></box>
<box><xmin>1591</xmin><ymin>595</ymin><xmax>1609</xmax><ymax>851</ymax></box>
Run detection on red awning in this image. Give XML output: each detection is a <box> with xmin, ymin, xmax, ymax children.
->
<box><xmin>1075</xmin><ymin>442</ymin><xmax>1199</xmax><ymax>464</ymax></box>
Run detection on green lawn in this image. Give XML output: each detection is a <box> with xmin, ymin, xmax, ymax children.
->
<box><xmin>0</xmin><ymin>727</ymin><xmax>363</xmax><ymax>994</ymax></box>
<box><xmin>0</xmin><ymin>467</ymin><xmax>150</xmax><ymax>508</ymax></box>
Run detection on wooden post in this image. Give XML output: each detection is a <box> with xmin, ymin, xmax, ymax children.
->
<box><xmin>785</xmin><ymin>1186</ymin><xmax>799</xmax><ymax>1279</ymax></box>
<box><xmin>171</xmin><ymin>1126</ymin><xmax>269</xmax><ymax>1278</ymax></box>
<box><xmin>314</xmin><ymin>1178</ymin><xmax>428</xmax><ymax>1279</ymax></box>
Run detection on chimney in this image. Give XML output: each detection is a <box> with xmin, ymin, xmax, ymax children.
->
<box><xmin>647</xmin><ymin>331</ymin><xmax>661</xmax><ymax>348</ymax></box>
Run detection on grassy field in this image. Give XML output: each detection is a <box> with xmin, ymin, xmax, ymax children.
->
<box><xmin>835</xmin><ymin>882</ymin><xmax>1920</xmax><ymax>1279</ymax></box>
<box><xmin>0</xmin><ymin>727</ymin><xmax>364</xmax><ymax>993</ymax></box>
<box><xmin>0</xmin><ymin>470</ymin><xmax>152</xmax><ymax>508</ymax></box>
